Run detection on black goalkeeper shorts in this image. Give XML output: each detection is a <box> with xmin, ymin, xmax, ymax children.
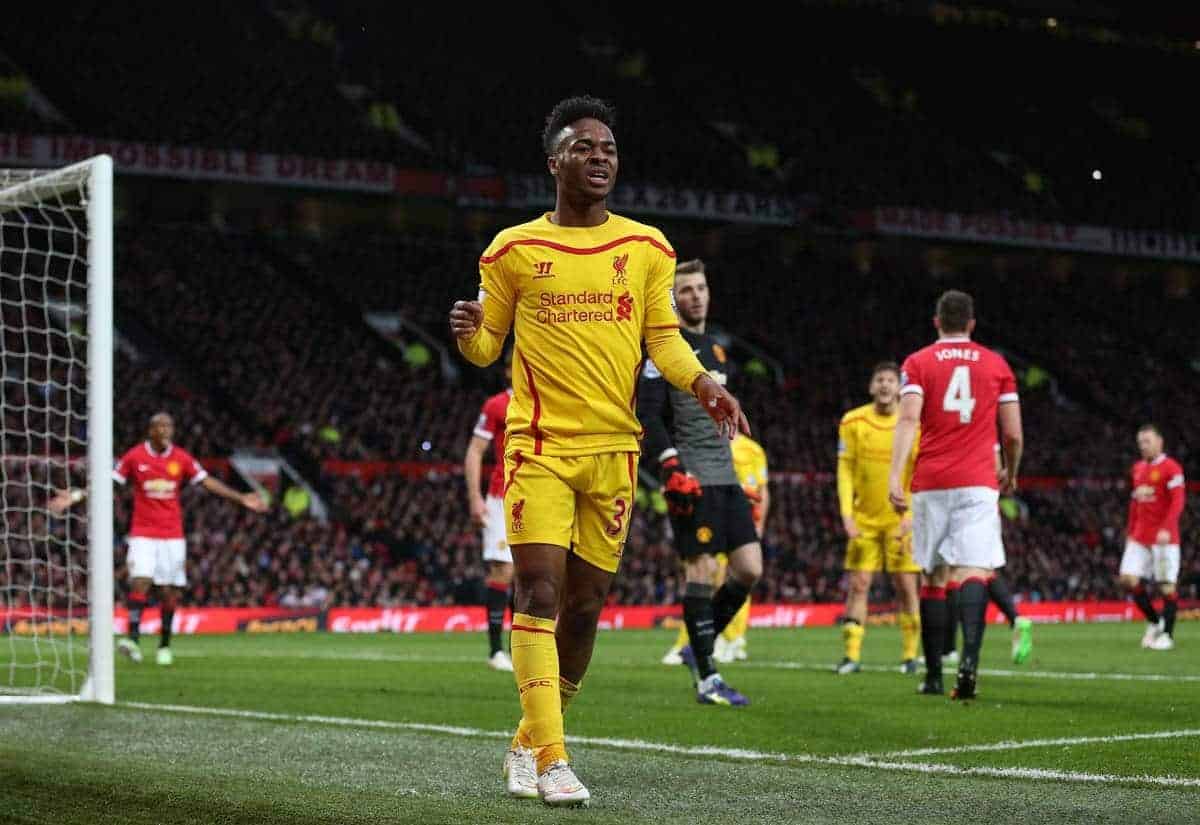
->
<box><xmin>669</xmin><ymin>484</ymin><xmax>758</xmax><ymax>561</ymax></box>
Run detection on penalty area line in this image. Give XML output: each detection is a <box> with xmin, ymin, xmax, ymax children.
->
<box><xmin>117</xmin><ymin>701</ymin><xmax>1200</xmax><ymax>789</ymax></box>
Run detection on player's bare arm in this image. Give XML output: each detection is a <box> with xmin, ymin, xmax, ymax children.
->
<box><xmin>693</xmin><ymin>373</ymin><xmax>750</xmax><ymax>440</ymax></box>
<box><xmin>201</xmin><ymin>476</ymin><xmax>268</xmax><ymax>512</ymax></box>
<box><xmin>464</xmin><ymin>434</ymin><xmax>491</xmax><ymax>528</ymax></box>
<box><xmin>997</xmin><ymin>401</ymin><xmax>1023</xmax><ymax>495</ymax></box>
<box><xmin>889</xmin><ymin>394</ymin><xmax>922</xmax><ymax>512</ymax></box>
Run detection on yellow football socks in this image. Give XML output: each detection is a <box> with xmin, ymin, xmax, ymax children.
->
<box><xmin>673</xmin><ymin>622</ymin><xmax>690</xmax><ymax>651</ymax></box>
<box><xmin>510</xmin><ymin>613</ymin><xmax>567</xmax><ymax>772</ymax></box>
<box><xmin>899</xmin><ymin>611</ymin><xmax>921</xmax><ymax>662</ymax></box>
<box><xmin>842</xmin><ymin>621</ymin><xmax>865</xmax><ymax>662</ymax></box>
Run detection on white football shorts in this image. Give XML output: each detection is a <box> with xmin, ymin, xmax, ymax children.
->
<box><xmin>482</xmin><ymin>495</ymin><xmax>513</xmax><ymax>564</ymax></box>
<box><xmin>126</xmin><ymin>537</ymin><xmax>187</xmax><ymax>587</ymax></box>
<box><xmin>1119</xmin><ymin>540</ymin><xmax>1180</xmax><ymax>584</ymax></box>
<box><xmin>912</xmin><ymin>486</ymin><xmax>1005</xmax><ymax>573</ymax></box>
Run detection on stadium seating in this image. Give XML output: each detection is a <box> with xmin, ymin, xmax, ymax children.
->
<box><xmin>67</xmin><ymin>220</ymin><xmax>1197</xmax><ymax>610</ymax></box>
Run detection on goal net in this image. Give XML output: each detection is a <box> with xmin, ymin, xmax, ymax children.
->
<box><xmin>0</xmin><ymin>156</ymin><xmax>113</xmax><ymax>704</ymax></box>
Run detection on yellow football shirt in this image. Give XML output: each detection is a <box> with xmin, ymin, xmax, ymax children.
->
<box><xmin>836</xmin><ymin>403</ymin><xmax>916</xmax><ymax>531</ymax></box>
<box><xmin>458</xmin><ymin>212</ymin><xmax>708</xmax><ymax>457</ymax></box>
<box><xmin>731</xmin><ymin>434</ymin><xmax>768</xmax><ymax>493</ymax></box>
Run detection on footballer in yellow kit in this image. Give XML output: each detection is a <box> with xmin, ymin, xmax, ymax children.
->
<box><xmin>474</xmin><ymin>209</ymin><xmax>699</xmax><ymax>572</ymax></box>
<box><xmin>836</xmin><ymin>362</ymin><xmax>921</xmax><ymax>675</ymax></box>
<box><xmin>450</xmin><ymin>96</ymin><xmax>748</xmax><ymax>806</ymax></box>
<box><xmin>720</xmin><ymin>433</ymin><xmax>769</xmax><ymax>658</ymax></box>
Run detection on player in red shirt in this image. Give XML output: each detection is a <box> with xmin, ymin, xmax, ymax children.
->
<box><xmin>50</xmin><ymin>412</ymin><xmax>266</xmax><ymax>665</ymax></box>
<box><xmin>464</xmin><ymin>353</ymin><xmax>515</xmax><ymax>671</ymax></box>
<box><xmin>1119</xmin><ymin>424</ymin><xmax>1186</xmax><ymax>651</ymax></box>
<box><xmin>888</xmin><ymin>291</ymin><xmax>1023</xmax><ymax>700</ymax></box>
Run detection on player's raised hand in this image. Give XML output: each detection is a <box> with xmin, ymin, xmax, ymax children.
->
<box><xmin>241</xmin><ymin>492</ymin><xmax>269</xmax><ymax>513</ymax></box>
<box><xmin>692</xmin><ymin>375</ymin><xmax>750</xmax><ymax>440</ymax></box>
<box><xmin>449</xmin><ymin>300</ymin><xmax>483</xmax><ymax>339</ymax></box>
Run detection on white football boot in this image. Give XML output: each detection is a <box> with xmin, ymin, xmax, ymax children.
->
<box><xmin>488</xmin><ymin>651</ymin><xmax>514</xmax><ymax>672</ymax></box>
<box><xmin>660</xmin><ymin>646</ymin><xmax>684</xmax><ymax>666</ymax></box>
<box><xmin>1141</xmin><ymin>620</ymin><xmax>1164</xmax><ymax>649</ymax></box>
<box><xmin>502</xmin><ymin>745</ymin><xmax>539</xmax><ymax>799</ymax></box>
<box><xmin>1149</xmin><ymin>634</ymin><xmax>1175</xmax><ymax>651</ymax></box>
<box><xmin>117</xmin><ymin>637</ymin><xmax>142</xmax><ymax>664</ymax></box>
<box><xmin>538</xmin><ymin>760</ymin><xmax>590</xmax><ymax>807</ymax></box>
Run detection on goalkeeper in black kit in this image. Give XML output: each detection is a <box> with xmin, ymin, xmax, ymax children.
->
<box><xmin>637</xmin><ymin>259</ymin><xmax>762</xmax><ymax>706</ymax></box>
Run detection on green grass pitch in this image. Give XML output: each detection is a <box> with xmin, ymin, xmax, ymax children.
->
<box><xmin>2</xmin><ymin>623</ymin><xmax>1197</xmax><ymax>824</ymax></box>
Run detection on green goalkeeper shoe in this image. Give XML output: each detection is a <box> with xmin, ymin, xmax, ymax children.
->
<box><xmin>156</xmin><ymin>646</ymin><xmax>174</xmax><ymax>666</ymax></box>
<box><xmin>1012</xmin><ymin>617</ymin><xmax>1034</xmax><ymax>664</ymax></box>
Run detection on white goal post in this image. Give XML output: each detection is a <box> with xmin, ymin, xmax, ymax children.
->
<box><xmin>0</xmin><ymin>155</ymin><xmax>113</xmax><ymax>704</ymax></box>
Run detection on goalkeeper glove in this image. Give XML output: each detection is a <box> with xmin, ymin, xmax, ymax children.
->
<box><xmin>659</xmin><ymin>449</ymin><xmax>702</xmax><ymax>516</ymax></box>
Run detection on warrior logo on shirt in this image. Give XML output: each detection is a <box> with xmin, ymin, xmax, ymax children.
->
<box><xmin>616</xmin><ymin>291</ymin><xmax>633</xmax><ymax>321</ymax></box>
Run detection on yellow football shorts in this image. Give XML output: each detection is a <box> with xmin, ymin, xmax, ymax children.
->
<box><xmin>502</xmin><ymin>450</ymin><xmax>637</xmax><ymax>574</ymax></box>
<box><xmin>845</xmin><ymin>528</ymin><xmax>921</xmax><ymax>574</ymax></box>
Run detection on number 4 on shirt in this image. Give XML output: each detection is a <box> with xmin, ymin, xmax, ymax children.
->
<box><xmin>943</xmin><ymin>365</ymin><xmax>975</xmax><ymax>424</ymax></box>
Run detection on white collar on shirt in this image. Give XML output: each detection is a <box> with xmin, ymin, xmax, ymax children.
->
<box><xmin>144</xmin><ymin>441</ymin><xmax>173</xmax><ymax>458</ymax></box>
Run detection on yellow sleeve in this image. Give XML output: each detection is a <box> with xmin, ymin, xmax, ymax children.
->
<box><xmin>641</xmin><ymin>234</ymin><xmax>706</xmax><ymax>392</ymax></box>
<box><xmin>645</xmin><ymin>327</ymin><xmax>707</xmax><ymax>394</ymax></box>
<box><xmin>643</xmin><ymin>233</ymin><xmax>682</xmax><ymax>331</ymax></box>
<box><xmin>457</xmin><ymin>243</ymin><xmax>514</xmax><ymax>367</ymax></box>
<box><xmin>836</xmin><ymin>418</ymin><xmax>855</xmax><ymax>517</ymax></box>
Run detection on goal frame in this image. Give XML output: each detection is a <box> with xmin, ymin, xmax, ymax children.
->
<box><xmin>0</xmin><ymin>155</ymin><xmax>113</xmax><ymax>704</ymax></box>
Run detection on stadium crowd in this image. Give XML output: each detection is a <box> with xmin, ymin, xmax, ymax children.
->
<box><xmin>4</xmin><ymin>1</ymin><xmax>1200</xmax><ymax>615</ymax></box>
<box><xmin>8</xmin><ymin>217</ymin><xmax>1198</xmax><ymax>613</ymax></box>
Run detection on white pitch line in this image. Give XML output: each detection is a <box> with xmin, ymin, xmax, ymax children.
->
<box><xmin>834</xmin><ymin>756</ymin><xmax>1200</xmax><ymax>789</ymax></box>
<box><xmin>117</xmin><ymin>700</ymin><xmax>1200</xmax><ymax>789</ymax></box>
<box><xmin>181</xmin><ymin>649</ymin><xmax>1200</xmax><ymax>684</ymax></box>
<box><xmin>869</xmin><ymin>728</ymin><xmax>1200</xmax><ymax>758</ymax></box>
<box><xmin>745</xmin><ymin>660</ymin><xmax>1200</xmax><ymax>683</ymax></box>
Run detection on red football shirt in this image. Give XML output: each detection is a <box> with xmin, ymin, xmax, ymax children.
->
<box><xmin>900</xmin><ymin>336</ymin><xmax>1018</xmax><ymax>492</ymax></box>
<box><xmin>473</xmin><ymin>389</ymin><xmax>512</xmax><ymax>498</ymax></box>
<box><xmin>1126</xmin><ymin>454</ymin><xmax>1185</xmax><ymax>545</ymax></box>
<box><xmin>112</xmin><ymin>442</ymin><xmax>207</xmax><ymax>538</ymax></box>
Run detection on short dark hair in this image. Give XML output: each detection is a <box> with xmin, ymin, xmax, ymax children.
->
<box><xmin>1138</xmin><ymin>423</ymin><xmax>1162</xmax><ymax>437</ymax></box>
<box><xmin>675</xmin><ymin>259</ymin><xmax>705</xmax><ymax>276</ymax></box>
<box><xmin>542</xmin><ymin>96</ymin><xmax>617</xmax><ymax>156</ymax></box>
<box><xmin>936</xmin><ymin>290</ymin><xmax>974</xmax><ymax>333</ymax></box>
<box><xmin>871</xmin><ymin>361</ymin><xmax>900</xmax><ymax>380</ymax></box>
